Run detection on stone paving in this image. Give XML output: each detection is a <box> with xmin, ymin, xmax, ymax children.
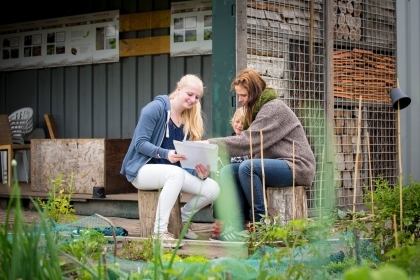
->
<box><xmin>0</xmin><ymin>207</ymin><xmax>214</xmax><ymax>239</ymax></box>
<box><xmin>0</xmin><ymin>207</ymin><xmax>249</xmax><ymax>259</ymax></box>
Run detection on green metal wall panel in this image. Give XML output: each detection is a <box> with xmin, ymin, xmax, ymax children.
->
<box><xmin>211</xmin><ymin>0</ymin><xmax>236</xmax><ymax>137</ymax></box>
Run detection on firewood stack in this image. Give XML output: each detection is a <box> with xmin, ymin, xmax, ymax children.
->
<box><xmin>333</xmin><ymin>0</ymin><xmax>362</xmax><ymax>41</ymax></box>
<box><xmin>334</xmin><ymin>48</ymin><xmax>396</xmax><ymax>102</ymax></box>
<box><xmin>334</xmin><ymin>107</ymin><xmax>366</xmax><ymax>205</ymax></box>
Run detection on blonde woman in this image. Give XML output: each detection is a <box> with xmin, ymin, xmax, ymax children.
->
<box><xmin>121</xmin><ymin>74</ymin><xmax>220</xmax><ymax>247</ymax></box>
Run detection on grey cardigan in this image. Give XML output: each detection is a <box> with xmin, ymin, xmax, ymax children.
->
<box><xmin>208</xmin><ymin>99</ymin><xmax>316</xmax><ymax>187</ymax></box>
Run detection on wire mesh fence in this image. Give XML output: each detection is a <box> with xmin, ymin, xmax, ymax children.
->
<box><xmin>332</xmin><ymin>0</ymin><xmax>397</xmax><ymax>208</ymax></box>
<box><xmin>245</xmin><ymin>0</ymin><xmax>397</xmax><ymax>213</ymax></box>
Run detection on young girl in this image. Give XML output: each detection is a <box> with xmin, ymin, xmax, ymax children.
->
<box><xmin>121</xmin><ymin>74</ymin><xmax>220</xmax><ymax>248</ymax></box>
<box><xmin>210</xmin><ymin>107</ymin><xmax>249</xmax><ymax>240</ymax></box>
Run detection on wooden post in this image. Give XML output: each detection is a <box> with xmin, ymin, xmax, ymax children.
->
<box><xmin>366</xmin><ymin>131</ymin><xmax>374</xmax><ymax>215</ymax></box>
<box><xmin>309</xmin><ymin>0</ymin><xmax>314</xmax><ymax>71</ymax></box>
<box><xmin>352</xmin><ymin>96</ymin><xmax>363</xmax><ymax>219</ymax></box>
<box><xmin>260</xmin><ymin>130</ymin><xmax>268</xmax><ymax>216</ymax></box>
<box><xmin>393</xmin><ymin>214</ymin><xmax>399</xmax><ymax>248</ymax></box>
<box><xmin>249</xmin><ymin>129</ymin><xmax>255</xmax><ymax>226</ymax></box>
<box><xmin>319</xmin><ymin>146</ymin><xmax>325</xmax><ymax>219</ymax></box>
<box><xmin>397</xmin><ymin>100</ymin><xmax>403</xmax><ymax>231</ymax></box>
<box><xmin>292</xmin><ymin>141</ymin><xmax>296</xmax><ymax>220</ymax></box>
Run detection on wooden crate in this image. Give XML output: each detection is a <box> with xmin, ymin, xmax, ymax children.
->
<box><xmin>31</xmin><ymin>139</ymin><xmax>133</xmax><ymax>195</ymax></box>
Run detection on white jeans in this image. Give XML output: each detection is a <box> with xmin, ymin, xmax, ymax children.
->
<box><xmin>132</xmin><ymin>164</ymin><xmax>220</xmax><ymax>234</ymax></box>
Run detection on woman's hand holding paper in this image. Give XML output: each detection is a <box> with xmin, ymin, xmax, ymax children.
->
<box><xmin>195</xmin><ymin>164</ymin><xmax>210</xmax><ymax>180</ymax></box>
<box><xmin>168</xmin><ymin>150</ymin><xmax>186</xmax><ymax>163</ymax></box>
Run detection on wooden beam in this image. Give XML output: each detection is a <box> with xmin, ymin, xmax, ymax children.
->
<box><xmin>119</xmin><ymin>10</ymin><xmax>170</xmax><ymax>32</ymax></box>
<box><xmin>119</xmin><ymin>36</ymin><xmax>170</xmax><ymax>57</ymax></box>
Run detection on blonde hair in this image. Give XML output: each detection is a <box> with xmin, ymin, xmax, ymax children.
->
<box><xmin>169</xmin><ymin>74</ymin><xmax>205</xmax><ymax>141</ymax></box>
<box><xmin>230</xmin><ymin>107</ymin><xmax>245</xmax><ymax>126</ymax></box>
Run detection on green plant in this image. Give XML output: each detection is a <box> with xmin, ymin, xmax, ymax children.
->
<box><xmin>343</xmin><ymin>264</ymin><xmax>409</xmax><ymax>280</ymax></box>
<box><xmin>384</xmin><ymin>242</ymin><xmax>420</xmax><ymax>277</ymax></box>
<box><xmin>246</xmin><ymin>214</ymin><xmax>335</xmax><ymax>254</ymax></box>
<box><xmin>61</xmin><ymin>229</ymin><xmax>108</xmax><ymax>262</ymax></box>
<box><xmin>0</xmin><ymin>163</ymin><xmax>64</xmax><ymax>279</ymax></box>
<box><xmin>363</xmin><ymin>177</ymin><xmax>420</xmax><ymax>252</ymax></box>
<box><xmin>118</xmin><ymin>236</ymin><xmax>162</xmax><ymax>261</ymax></box>
<box><xmin>37</xmin><ymin>172</ymin><xmax>77</xmax><ymax>223</ymax></box>
<box><xmin>0</xmin><ymin>164</ymin><xmax>118</xmax><ymax>279</ymax></box>
<box><xmin>255</xmin><ymin>218</ymin><xmax>317</xmax><ymax>279</ymax></box>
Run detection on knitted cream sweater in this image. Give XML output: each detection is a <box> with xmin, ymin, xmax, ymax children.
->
<box><xmin>208</xmin><ymin>99</ymin><xmax>316</xmax><ymax>187</ymax></box>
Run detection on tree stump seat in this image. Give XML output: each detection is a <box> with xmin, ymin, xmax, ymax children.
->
<box><xmin>138</xmin><ymin>186</ymin><xmax>308</xmax><ymax>238</ymax></box>
<box><xmin>266</xmin><ymin>186</ymin><xmax>308</xmax><ymax>225</ymax></box>
<box><xmin>137</xmin><ymin>190</ymin><xmax>182</xmax><ymax>238</ymax></box>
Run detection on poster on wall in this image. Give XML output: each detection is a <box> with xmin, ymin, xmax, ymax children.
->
<box><xmin>92</xmin><ymin>20</ymin><xmax>119</xmax><ymax>63</ymax></box>
<box><xmin>170</xmin><ymin>0</ymin><xmax>212</xmax><ymax>57</ymax></box>
<box><xmin>0</xmin><ymin>25</ymin><xmax>22</xmax><ymax>71</ymax></box>
<box><xmin>0</xmin><ymin>10</ymin><xmax>119</xmax><ymax>71</ymax></box>
<box><xmin>20</xmin><ymin>22</ymin><xmax>45</xmax><ymax>69</ymax></box>
<box><xmin>44</xmin><ymin>27</ymin><xmax>70</xmax><ymax>68</ymax></box>
<box><xmin>66</xmin><ymin>25</ymin><xmax>93</xmax><ymax>66</ymax></box>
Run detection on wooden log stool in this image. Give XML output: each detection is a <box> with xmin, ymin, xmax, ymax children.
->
<box><xmin>266</xmin><ymin>186</ymin><xmax>308</xmax><ymax>225</ymax></box>
<box><xmin>138</xmin><ymin>190</ymin><xmax>183</xmax><ymax>238</ymax></box>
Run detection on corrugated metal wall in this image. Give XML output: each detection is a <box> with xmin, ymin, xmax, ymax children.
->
<box><xmin>0</xmin><ymin>0</ymin><xmax>214</xmax><ymax>139</ymax></box>
<box><xmin>396</xmin><ymin>0</ymin><xmax>420</xmax><ymax>184</ymax></box>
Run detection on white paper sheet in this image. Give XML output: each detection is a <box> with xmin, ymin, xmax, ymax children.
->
<box><xmin>173</xmin><ymin>140</ymin><xmax>218</xmax><ymax>171</ymax></box>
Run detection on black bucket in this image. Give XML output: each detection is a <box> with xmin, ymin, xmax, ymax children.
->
<box><xmin>92</xmin><ymin>186</ymin><xmax>106</xmax><ymax>198</ymax></box>
<box><xmin>390</xmin><ymin>87</ymin><xmax>411</xmax><ymax>110</ymax></box>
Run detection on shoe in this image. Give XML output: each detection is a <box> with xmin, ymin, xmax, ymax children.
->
<box><xmin>210</xmin><ymin>224</ymin><xmax>246</xmax><ymax>242</ymax></box>
<box><xmin>245</xmin><ymin>220</ymin><xmax>254</xmax><ymax>233</ymax></box>
<box><xmin>152</xmin><ymin>231</ymin><xmax>183</xmax><ymax>248</ymax></box>
<box><xmin>183</xmin><ymin>222</ymin><xmax>198</xmax><ymax>240</ymax></box>
<box><xmin>209</xmin><ymin>219</ymin><xmax>223</xmax><ymax>240</ymax></box>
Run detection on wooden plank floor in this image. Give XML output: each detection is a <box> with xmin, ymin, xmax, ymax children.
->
<box><xmin>0</xmin><ymin>182</ymin><xmax>194</xmax><ymax>203</ymax></box>
<box><xmin>0</xmin><ymin>182</ymin><xmax>139</xmax><ymax>201</ymax></box>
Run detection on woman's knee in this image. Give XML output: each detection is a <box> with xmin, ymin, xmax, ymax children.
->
<box><xmin>238</xmin><ymin>161</ymin><xmax>251</xmax><ymax>175</ymax></box>
<box><xmin>167</xmin><ymin>166</ymin><xmax>185</xmax><ymax>181</ymax></box>
<box><xmin>238</xmin><ymin>160</ymin><xmax>261</xmax><ymax>179</ymax></box>
<box><xmin>203</xmin><ymin>179</ymin><xmax>220</xmax><ymax>201</ymax></box>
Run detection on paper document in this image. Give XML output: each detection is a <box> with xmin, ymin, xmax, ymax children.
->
<box><xmin>173</xmin><ymin>140</ymin><xmax>219</xmax><ymax>171</ymax></box>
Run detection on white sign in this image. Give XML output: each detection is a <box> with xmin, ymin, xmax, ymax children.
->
<box><xmin>0</xmin><ymin>10</ymin><xmax>119</xmax><ymax>71</ymax></box>
<box><xmin>170</xmin><ymin>0</ymin><xmax>212</xmax><ymax>57</ymax></box>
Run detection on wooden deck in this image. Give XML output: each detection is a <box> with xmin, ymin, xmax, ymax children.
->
<box><xmin>0</xmin><ymin>182</ymin><xmax>214</xmax><ymax>222</ymax></box>
<box><xmin>0</xmin><ymin>182</ymin><xmax>138</xmax><ymax>201</ymax></box>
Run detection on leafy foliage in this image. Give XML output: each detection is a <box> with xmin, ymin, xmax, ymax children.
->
<box><xmin>363</xmin><ymin>177</ymin><xmax>420</xmax><ymax>252</ymax></box>
<box><xmin>0</xmin><ymin>180</ymin><xmax>64</xmax><ymax>279</ymax></box>
<box><xmin>60</xmin><ymin>229</ymin><xmax>109</xmax><ymax>262</ymax></box>
<box><xmin>37</xmin><ymin>172</ymin><xmax>77</xmax><ymax>223</ymax></box>
<box><xmin>384</xmin><ymin>242</ymin><xmax>420</xmax><ymax>277</ymax></box>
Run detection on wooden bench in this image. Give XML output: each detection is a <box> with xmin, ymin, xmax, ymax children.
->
<box><xmin>137</xmin><ymin>190</ymin><xmax>183</xmax><ymax>238</ymax></box>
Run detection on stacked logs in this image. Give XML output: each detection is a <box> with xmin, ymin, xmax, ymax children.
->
<box><xmin>334</xmin><ymin>107</ymin><xmax>366</xmax><ymax>205</ymax></box>
<box><xmin>333</xmin><ymin>0</ymin><xmax>362</xmax><ymax>41</ymax></box>
<box><xmin>334</xmin><ymin>48</ymin><xmax>396</xmax><ymax>102</ymax></box>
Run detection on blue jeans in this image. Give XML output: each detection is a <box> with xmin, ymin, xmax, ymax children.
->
<box><xmin>218</xmin><ymin>159</ymin><xmax>292</xmax><ymax>228</ymax></box>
